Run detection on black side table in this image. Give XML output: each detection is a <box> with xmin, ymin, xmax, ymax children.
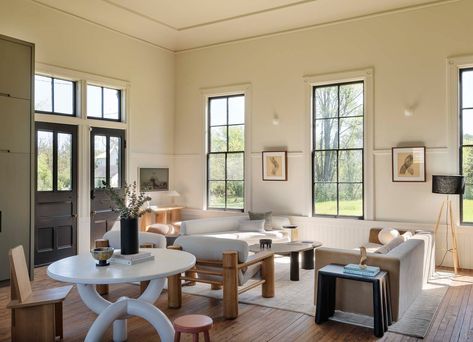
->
<box><xmin>315</xmin><ymin>264</ymin><xmax>392</xmax><ymax>338</ymax></box>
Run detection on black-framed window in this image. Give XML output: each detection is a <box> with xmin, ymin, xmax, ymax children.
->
<box><xmin>34</xmin><ymin>75</ymin><xmax>76</xmax><ymax>116</ymax></box>
<box><xmin>87</xmin><ymin>84</ymin><xmax>122</xmax><ymax>121</ymax></box>
<box><xmin>312</xmin><ymin>81</ymin><xmax>364</xmax><ymax>218</ymax></box>
<box><xmin>460</xmin><ymin>68</ymin><xmax>473</xmax><ymax>224</ymax></box>
<box><xmin>207</xmin><ymin>94</ymin><xmax>245</xmax><ymax>211</ymax></box>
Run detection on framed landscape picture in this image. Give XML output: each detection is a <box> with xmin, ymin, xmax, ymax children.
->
<box><xmin>262</xmin><ymin>151</ymin><xmax>287</xmax><ymax>181</ymax></box>
<box><xmin>392</xmin><ymin>146</ymin><xmax>426</xmax><ymax>182</ymax></box>
<box><xmin>139</xmin><ymin>168</ymin><xmax>169</xmax><ymax>191</ymax></box>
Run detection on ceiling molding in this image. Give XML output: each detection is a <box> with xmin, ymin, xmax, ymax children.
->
<box><xmin>32</xmin><ymin>0</ymin><xmax>460</xmax><ymax>53</ymax></box>
<box><xmin>176</xmin><ymin>0</ymin><xmax>460</xmax><ymax>53</ymax></box>
<box><xmin>31</xmin><ymin>0</ymin><xmax>175</xmax><ymax>53</ymax></box>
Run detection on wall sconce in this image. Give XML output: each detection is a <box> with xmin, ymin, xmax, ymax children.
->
<box><xmin>404</xmin><ymin>107</ymin><xmax>414</xmax><ymax>117</ymax></box>
<box><xmin>272</xmin><ymin>113</ymin><xmax>280</xmax><ymax>125</ymax></box>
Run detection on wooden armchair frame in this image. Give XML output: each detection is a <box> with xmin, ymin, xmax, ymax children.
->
<box><xmin>7</xmin><ymin>245</ymin><xmax>72</xmax><ymax>341</ymax></box>
<box><xmin>167</xmin><ymin>245</ymin><xmax>275</xmax><ymax>319</ymax></box>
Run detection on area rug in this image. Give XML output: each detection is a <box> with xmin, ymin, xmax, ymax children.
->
<box><xmin>181</xmin><ymin>257</ymin><xmax>448</xmax><ymax>338</ymax></box>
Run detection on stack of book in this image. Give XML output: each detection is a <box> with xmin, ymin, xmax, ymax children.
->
<box><xmin>110</xmin><ymin>250</ymin><xmax>155</xmax><ymax>265</ymax></box>
<box><xmin>343</xmin><ymin>264</ymin><xmax>380</xmax><ymax>277</ymax></box>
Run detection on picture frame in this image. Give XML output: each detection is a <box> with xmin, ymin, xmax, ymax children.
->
<box><xmin>392</xmin><ymin>146</ymin><xmax>426</xmax><ymax>182</ymax></box>
<box><xmin>139</xmin><ymin>168</ymin><xmax>169</xmax><ymax>192</ymax></box>
<box><xmin>262</xmin><ymin>151</ymin><xmax>288</xmax><ymax>181</ymax></box>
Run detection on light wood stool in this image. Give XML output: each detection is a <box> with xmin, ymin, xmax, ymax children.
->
<box><xmin>173</xmin><ymin>314</ymin><xmax>213</xmax><ymax>342</ymax></box>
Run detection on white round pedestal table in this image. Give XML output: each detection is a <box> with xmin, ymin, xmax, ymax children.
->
<box><xmin>47</xmin><ymin>248</ymin><xmax>195</xmax><ymax>342</ymax></box>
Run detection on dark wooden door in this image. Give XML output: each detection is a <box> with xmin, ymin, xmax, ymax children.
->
<box><xmin>90</xmin><ymin>127</ymin><xmax>125</xmax><ymax>247</ymax></box>
<box><xmin>35</xmin><ymin>122</ymin><xmax>78</xmax><ymax>266</ymax></box>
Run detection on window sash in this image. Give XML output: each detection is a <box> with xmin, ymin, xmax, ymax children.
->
<box><xmin>460</xmin><ymin>68</ymin><xmax>473</xmax><ymax>224</ymax></box>
<box><xmin>312</xmin><ymin>81</ymin><xmax>364</xmax><ymax>218</ymax></box>
<box><xmin>35</xmin><ymin>75</ymin><xmax>77</xmax><ymax>116</ymax></box>
<box><xmin>207</xmin><ymin>94</ymin><xmax>245</xmax><ymax>211</ymax></box>
<box><xmin>86</xmin><ymin>85</ymin><xmax>122</xmax><ymax>122</ymax></box>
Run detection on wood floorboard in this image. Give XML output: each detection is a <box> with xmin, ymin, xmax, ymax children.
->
<box><xmin>2</xmin><ymin>267</ymin><xmax>473</xmax><ymax>341</ymax></box>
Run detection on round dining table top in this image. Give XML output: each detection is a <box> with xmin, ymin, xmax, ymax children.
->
<box><xmin>47</xmin><ymin>248</ymin><xmax>195</xmax><ymax>285</ymax></box>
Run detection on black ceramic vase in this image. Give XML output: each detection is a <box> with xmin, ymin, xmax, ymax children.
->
<box><xmin>120</xmin><ymin>217</ymin><xmax>139</xmax><ymax>255</ymax></box>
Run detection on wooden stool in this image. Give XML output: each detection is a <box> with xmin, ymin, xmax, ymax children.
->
<box><xmin>173</xmin><ymin>314</ymin><xmax>213</xmax><ymax>342</ymax></box>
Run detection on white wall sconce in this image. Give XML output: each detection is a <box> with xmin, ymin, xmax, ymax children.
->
<box><xmin>272</xmin><ymin>113</ymin><xmax>280</xmax><ymax>125</ymax></box>
<box><xmin>404</xmin><ymin>107</ymin><xmax>414</xmax><ymax>117</ymax></box>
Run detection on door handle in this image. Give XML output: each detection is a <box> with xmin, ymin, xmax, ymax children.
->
<box><xmin>0</xmin><ymin>149</ymin><xmax>11</xmax><ymax>153</ymax></box>
<box><xmin>0</xmin><ymin>92</ymin><xmax>11</xmax><ymax>98</ymax></box>
<box><xmin>91</xmin><ymin>211</ymin><xmax>96</xmax><ymax>215</ymax></box>
<box><xmin>72</xmin><ymin>213</ymin><xmax>78</xmax><ymax>218</ymax></box>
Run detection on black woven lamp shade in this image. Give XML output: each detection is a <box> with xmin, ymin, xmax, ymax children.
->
<box><xmin>432</xmin><ymin>175</ymin><xmax>465</xmax><ymax>195</ymax></box>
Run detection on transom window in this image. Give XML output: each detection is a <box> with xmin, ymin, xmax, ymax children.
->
<box><xmin>460</xmin><ymin>68</ymin><xmax>473</xmax><ymax>223</ymax></box>
<box><xmin>87</xmin><ymin>84</ymin><xmax>121</xmax><ymax>121</ymax></box>
<box><xmin>207</xmin><ymin>94</ymin><xmax>245</xmax><ymax>210</ymax></box>
<box><xmin>312</xmin><ymin>81</ymin><xmax>364</xmax><ymax>218</ymax></box>
<box><xmin>35</xmin><ymin>75</ymin><xmax>76</xmax><ymax>115</ymax></box>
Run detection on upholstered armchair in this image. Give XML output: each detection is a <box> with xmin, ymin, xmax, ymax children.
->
<box><xmin>167</xmin><ymin>236</ymin><xmax>275</xmax><ymax>319</ymax></box>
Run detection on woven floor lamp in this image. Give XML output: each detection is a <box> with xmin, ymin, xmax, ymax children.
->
<box><xmin>432</xmin><ymin>175</ymin><xmax>465</xmax><ymax>274</ymax></box>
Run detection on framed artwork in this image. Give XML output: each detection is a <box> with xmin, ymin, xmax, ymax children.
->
<box><xmin>139</xmin><ymin>168</ymin><xmax>169</xmax><ymax>192</ymax></box>
<box><xmin>392</xmin><ymin>147</ymin><xmax>426</xmax><ymax>182</ymax></box>
<box><xmin>262</xmin><ymin>151</ymin><xmax>287</xmax><ymax>181</ymax></box>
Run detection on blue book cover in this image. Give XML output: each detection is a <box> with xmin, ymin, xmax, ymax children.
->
<box><xmin>343</xmin><ymin>264</ymin><xmax>380</xmax><ymax>276</ymax></box>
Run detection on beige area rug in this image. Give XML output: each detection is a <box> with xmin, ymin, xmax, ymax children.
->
<box><xmin>182</xmin><ymin>257</ymin><xmax>449</xmax><ymax>338</ymax></box>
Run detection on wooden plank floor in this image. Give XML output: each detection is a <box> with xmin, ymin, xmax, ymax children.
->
<box><xmin>0</xmin><ymin>267</ymin><xmax>472</xmax><ymax>341</ymax></box>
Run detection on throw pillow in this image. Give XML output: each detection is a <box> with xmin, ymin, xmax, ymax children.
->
<box><xmin>375</xmin><ymin>236</ymin><xmax>404</xmax><ymax>254</ymax></box>
<box><xmin>238</xmin><ymin>219</ymin><xmax>265</xmax><ymax>233</ymax></box>
<box><xmin>249</xmin><ymin>211</ymin><xmax>272</xmax><ymax>230</ymax></box>
<box><xmin>378</xmin><ymin>228</ymin><xmax>400</xmax><ymax>245</ymax></box>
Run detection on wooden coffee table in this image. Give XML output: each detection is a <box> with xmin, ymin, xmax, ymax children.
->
<box><xmin>249</xmin><ymin>241</ymin><xmax>322</xmax><ymax>281</ymax></box>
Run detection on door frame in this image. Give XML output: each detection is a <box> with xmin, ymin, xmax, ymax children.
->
<box><xmin>34</xmin><ymin>122</ymin><xmax>78</xmax><ymax>265</ymax></box>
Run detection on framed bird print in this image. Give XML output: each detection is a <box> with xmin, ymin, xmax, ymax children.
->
<box><xmin>392</xmin><ymin>146</ymin><xmax>426</xmax><ymax>182</ymax></box>
<box><xmin>262</xmin><ymin>151</ymin><xmax>287</xmax><ymax>181</ymax></box>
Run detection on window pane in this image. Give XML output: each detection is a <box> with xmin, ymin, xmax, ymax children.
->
<box><xmin>227</xmin><ymin>153</ymin><xmax>244</xmax><ymax>180</ymax></box>
<box><xmin>87</xmin><ymin>85</ymin><xmax>102</xmax><ymax>118</ymax></box>
<box><xmin>462</xmin><ymin>147</ymin><xmax>473</xmax><ymax>184</ymax></box>
<box><xmin>94</xmin><ymin>135</ymin><xmax>107</xmax><ymax>188</ymax></box>
<box><xmin>110</xmin><ymin>137</ymin><xmax>121</xmax><ymax>188</ymax></box>
<box><xmin>208</xmin><ymin>181</ymin><xmax>225</xmax><ymax>208</ymax></box>
<box><xmin>314</xmin><ymin>151</ymin><xmax>336</xmax><ymax>182</ymax></box>
<box><xmin>104</xmin><ymin>88</ymin><xmax>120</xmax><ymax>120</ymax></box>
<box><xmin>37</xmin><ymin>131</ymin><xmax>53</xmax><ymax>191</ymax></box>
<box><xmin>463</xmin><ymin>185</ymin><xmax>473</xmax><ymax>222</ymax></box>
<box><xmin>340</xmin><ymin>83</ymin><xmax>363</xmax><ymax>117</ymax></box>
<box><xmin>462</xmin><ymin>70</ymin><xmax>473</xmax><ymax>109</ymax></box>
<box><xmin>57</xmin><ymin>133</ymin><xmax>72</xmax><ymax>191</ymax></box>
<box><xmin>209</xmin><ymin>98</ymin><xmax>227</xmax><ymax>126</ymax></box>
<box><xmin>226</xmin><ymin>181</ymin><xmax>244</xmax><ymax>209</ymax></box>
<box><xmin>35</xmin><ymin>75</ymin><xmax>52</xmax><ymax>112</ymax></box>
<box><xmin>340</xmin><ymin>117</ymin><xmax>363</xmax><ymax>149</ymax></box>
<box><xmin>339</xmin><ymin>183</ymin><xmax>363</xmax><ymax>216</ymax></box>
<box><xmin>208</xmin><ymin>154</ymin><xmax>225</xmax><ymax>180</ymax></box>
<box><xmin>314</xmin><ymin>183</ymin><xmax>337</xmax><ymax>215</ymax></box>
<box><xmin>228</xmin><ymin>96</ymin><xmax>245</xmax><ymax>124</ymax></box>
<box><xmin>463</xmin><ymin>109</ymin><xmax>473</xmax><ymax>145</ymax></box>
<box><xmin>54</xmin><ymin>79</ymin><xmax>74</xmax><ymax>114</ymax></box>
<box><xmin>228</xmin><ymin>125</ymin><xmax>244</xmax><ymax>151</ymax></box>
<box><xmin>315</xmin><ymin>119</ymin><xmax>338</xmax><ymax>150</ymax></box>
<box><xmin>339</xmin><ymin>150</ymin><xmax>363</xmax><ymax>182</ymax></box>
<box><xmin>315</xmin><ymin>86</ymin><xmax>338</xmax><ymax>118</ymax></box>
<box><xmin>210</xmin><ymin>126</ymin><xmax>227</xmax><ymax>152</ymax></box>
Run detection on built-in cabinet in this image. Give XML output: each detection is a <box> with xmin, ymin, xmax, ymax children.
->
<box><xmin>0</xmin><ymin>34</ymin><xmax>34</xmax><ymax>281</ymax></box>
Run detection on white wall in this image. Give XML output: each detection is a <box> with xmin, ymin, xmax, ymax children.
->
<box><xmin>0</xmin><ymin>0</ymin><xmax>175</xmax><ymax>253</ymax></box>
<box><xmin>174</xmin><ymin>0</ymin><xmax>473</xmax><ymax>268</ymax></box>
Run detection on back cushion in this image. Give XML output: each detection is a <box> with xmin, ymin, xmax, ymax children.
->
<box><xmin>238</xmin><ymin>219</ymin><xmax>265</xmax><ymax>232</ymax></box>
<box><xmin>180</xmin><ymin>215</ymin><xmax>243</xmax><ymax>235</ymax></box>
<box><xmin>175</xmin><ymin>235</ymin><xmax>249</xmax><ymax>263</ymax></box>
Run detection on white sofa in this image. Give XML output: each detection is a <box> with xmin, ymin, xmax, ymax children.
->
<box><xmin>179</xmin><ymin>215</ymin><xmax>291</xmax><ymax>245</ymax></box>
